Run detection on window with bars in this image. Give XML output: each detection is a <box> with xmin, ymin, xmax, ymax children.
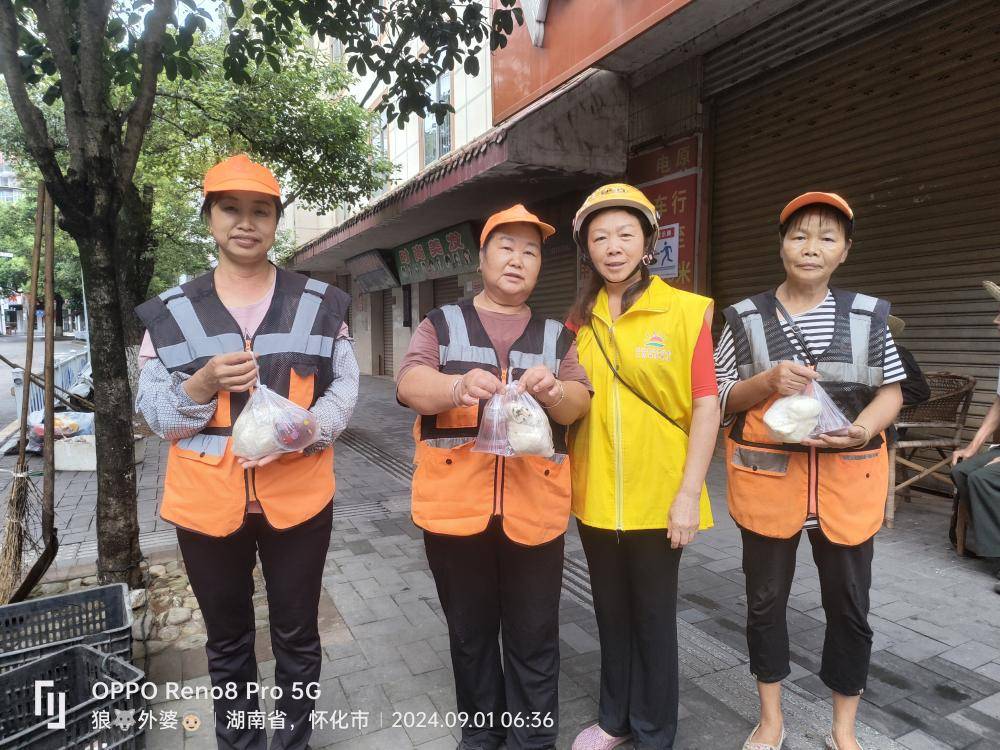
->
<box><xmin>423</xmin><ymin>72</ymin><xmax>452</xmax><ymax>167</ymax></box>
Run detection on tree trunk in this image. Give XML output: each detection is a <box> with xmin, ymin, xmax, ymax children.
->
<box><xmin>77</xmin><ymin>220</ymin><xmax>143</xmax><ymax>588</ymax></box>
<box><xmin>115</xmin><ymin>182</ymin><xmax>155</xmax><ymax>347</ymax></box>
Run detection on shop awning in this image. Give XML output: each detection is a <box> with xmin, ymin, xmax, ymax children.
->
<box><xmin>291</xmin><ymin>69</ymin><xmax>628</xmax><ymax>273</ymax></box>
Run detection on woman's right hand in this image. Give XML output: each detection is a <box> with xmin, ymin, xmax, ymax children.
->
<box><xmin>186</xmin><ymin>352</ymin><xmax>258</xmax><ymax>403</ymax></box>
<box><xmin>455</xmin><ymin>368</ymin><xmax>503</xmax><ymax>406</ymax></box>
<box><xmin>766</xmin><ymin>361</ymin><xmax>819</xmax><ymax>396</ymax></box>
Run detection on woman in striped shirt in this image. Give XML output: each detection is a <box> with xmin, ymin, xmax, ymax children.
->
<box><xmin>714</xmin><ymin>192</ymin><xmax>903</xmax><ymax>750</ymax></box>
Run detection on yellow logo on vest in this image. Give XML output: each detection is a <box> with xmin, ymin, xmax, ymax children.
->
<box><xmin>636</xmin><ymin>332</ymin><xmax>672</xmax><ymax>361</ymax></box>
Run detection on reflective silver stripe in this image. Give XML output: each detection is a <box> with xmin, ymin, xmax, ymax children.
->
<box><xmin>732</xmin><ymin>298</ymin><xmax>757</xmax><ymax>315</ymax></box>
<box><xmin>254</xmin><ymin>333</ymin><xmax>335</xmax><ymax>357</ymax></box>
<box><xmin>852</xmin><ymin>293</ymin><xmax>879</xmax><ymax>313</ymax></box>
<box><xmin>544</xmin><ymin>320</ymin><xmax>563</xmax><ymax>376</ymax></box>
<box><xmin>438</xmin><ymin>304</ymin><xmax>498</xmax><ymax>366</ymax></box>
<box><xmin>849</xmin><ymin>311</ymin><xmax>873</xmax><ymax>373</ymax></box>
<box><xmin>441</xmin><ymin>305</ymin><xmax>470</xmax><ymax>346</ymax></box>
<box><xmin>159</xmin><ymin>286</ymin><xmax>182</xmax><ymax>300</ymax></box>
<box><xmin>738</xmin><ymin>305</ymin><xmax>771</xmax><ymax>379</ymax></box>
<box><xmin>157</xmin><ymin>329</ymin><xmax>245</xmax><ymax>369</ymax></box>
<box><xmin>176</xmin><ymin>433</ymin><xmax>229</xmax><ymax>456</ymax></box>
<box><xmin>304</xmin><ymin>278</ymin><xmax>328</xmax><ymax>295</ymax></box>
<box><xmin>508</xmin><ymin>351</ymin><xmax>544</xmax><ymax>371</ymax></box>
<box><xmin>166</xmin><ymin>295</ymin><xmax>209</xmax><ymax>342</ymax></box>
<box><xmin>817</xmin><ymin>362</ymin><xmax>883</xmax><ymax>387</ymax></box>
<box><xmin>290</xmin><ymin>287</ymin><xmax>323</xmax><ymax>337</ymax></box>
<box><xmin>439</xmin><ymin>344</ymin><xmax>499</xmax><ymax>367</ymax></box>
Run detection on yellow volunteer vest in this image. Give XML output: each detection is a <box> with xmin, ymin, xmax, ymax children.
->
<box><xmin>569</xmin><ymin>277</ymin><xmax>714</xmax><ymax>531</ymax></box>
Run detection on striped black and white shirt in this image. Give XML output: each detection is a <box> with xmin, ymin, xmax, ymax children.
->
<box><xmin>714</xmin><ymin>291</ymin><xmax>905</xmax><ymax>530</ymax></box>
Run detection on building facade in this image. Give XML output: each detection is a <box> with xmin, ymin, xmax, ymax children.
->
<box><xmin>290</xmin><ymin>0</ymin><xmax>1000</xmax><ymax>433</ymax></box>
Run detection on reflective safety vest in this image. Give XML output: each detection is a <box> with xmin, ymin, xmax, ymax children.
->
<box><xmin>135</xmin><ymin>267</ymin><xmax>350</xmax><ymax>537</ymax></box>
<box><xmin>411</xmin><ymin>299</ymin><xmax>575</xmax><ymax>546</ymax></box>
<box><xmin>722</xmin><ymin>289</ymin><xmax>891</xmax><ymax>546</ymax></box>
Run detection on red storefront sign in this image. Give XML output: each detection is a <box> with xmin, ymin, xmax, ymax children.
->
<box><xmin>628</xmin><ymin>135</ymin><xmax>703</xmax><ymax>292</ymax></box>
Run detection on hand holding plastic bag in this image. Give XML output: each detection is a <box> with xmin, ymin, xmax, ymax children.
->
<box><xmin>232</xmin><ymin>384</ymin><xmax>319</xmax><ymax>461</ymax></box>
<box><xmin>764</xmin><ymin>379</ymin><xmax>852</xmax><ymax>444</ymax></box>
<box><xmin>473</xmin><ymin>382</ymin><xmax>554</xmax><ymax>458</ymax></box>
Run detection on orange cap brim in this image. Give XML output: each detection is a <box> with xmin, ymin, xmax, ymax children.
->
<box><xmin>203</xmin><ymin>178</ymin><xmax>281</xmax><ymax>199</ymax></box>
<box><xmin>480</xmin><ymin>218</ymin><xmax>556</xmax><ymax>247</ymax></box>
<box><xmin>779</xmin><ymin>192</ymin><xmax>853</xmax><ymax>225</ymax></box>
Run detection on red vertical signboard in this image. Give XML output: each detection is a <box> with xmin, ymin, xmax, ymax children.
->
<box><xmin>627</xmin><ymin>135</ymin><xmax>702</xmax><ymax>292</ymax></box>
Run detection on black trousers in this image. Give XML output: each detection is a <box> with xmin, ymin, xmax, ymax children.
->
<box><xmin>741</xmin><ymin>527</ymin><xmax>874</xmax><ymax>696</ymax></box>
<box><xmin>423</xmin><ymin>516</ymin><xmax>564</xmax><ymax>750</ymax></box>
<box><xmin>176</xmin><ymin>502</ymin><xmax>333</xmax><ymax>750</ymax></box>
<box><xmin>577</xmin><ymin>521</ymin><xmax>683</xmax><ymax>750</ymax></box>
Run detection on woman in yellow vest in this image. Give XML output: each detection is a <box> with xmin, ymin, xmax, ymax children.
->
<box><xmin>567</xmin><ymin>184</ymin><xmax>720</xmax><ymax>750</ymax></box>
<box><xmin>714</xmin><ymin>193</ymin><xmax>904</xmax><ymax>750</ymax></box>
<box><xmin>397</xmin><ymin>204</ymin><xmax>592</xmax><ymax>750</ymax></box>
<box><xmin>135</xmin><ymin>155</ymin><xmax>358</xmax><ymax>750</ymax></box>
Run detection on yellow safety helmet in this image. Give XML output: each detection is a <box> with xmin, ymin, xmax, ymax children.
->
<box><xmin>572</xmin><ymin>183</ymin><xmax>659</xmax><ymax>247</ymax></box>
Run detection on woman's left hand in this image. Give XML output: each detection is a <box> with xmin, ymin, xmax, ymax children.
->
<box><xmin>668</xmin><ymin>490</ymin><xmax>701</xmax><ymax>549</ymax></box>
<box><xmin>800</xmin><ymin>424</ymin><xmax>869</xmax><ymax>449</ymax></box>
<box><xmin>518</xmin><ymin>365</ymin><xmax>562</xmax><ymax>407</ymax></box>
<box><xmin>238</xmin><ymin>452</ymin><xmax>286</xmax><ymax>469</ymax></box>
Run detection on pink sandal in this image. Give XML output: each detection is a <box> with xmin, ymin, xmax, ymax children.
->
<box><xmin>571</xmin><ymin>723</ymin><xmax>632</xmax><ymax>750</ymax></box>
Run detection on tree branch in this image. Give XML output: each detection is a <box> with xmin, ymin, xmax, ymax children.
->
<box><xmin>76</xmin><ymin>0</ymin><xmax>115</xmax><ymax>129</ymax></box>
<box><xmin>359</xmin><ymin>28</ymin><xmax>414</xmax><ymax>109</ymax></box>
<box><xmin>118</xmin><ymin>0</ymin><xmax>173</xmax><ymax>193</ymax></box>
<box><xmin>151</xmin><ymin>110</ymin><xmax>199</xmax><ymax>141</ymax></box>
<box><xmin>0</xmin><ymin>0</ymin><xmax>70</xmax><ymax>206</ymax></box>
<box><xmin>27</xmin><ymin>0</ymin><xmax>87</xmax><ymax>168</ymax></box>
<box><xmin>155</xmin><ymin>89</ymin><xmax>257</xmax><ymax>144</ymax></box>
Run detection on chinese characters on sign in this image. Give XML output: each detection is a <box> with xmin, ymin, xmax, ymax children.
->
<box><xmin>394</xmin><ymin>223</ymin><xmax>478</xmax><ymax>285</ymax></box>
<box><xmin>627</xmin><ymin>135</ymin><xmax>701</xmax><ymax>291</ymax></box>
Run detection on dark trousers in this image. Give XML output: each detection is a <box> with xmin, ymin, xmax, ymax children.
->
<box><xmin>741</xmin><ymin>527</ymin><xmax>874</xmax><ymax>696</ymax></box>
<box><xmin>423</xmin><ymin>516</ymin><xmax>564</xmax><ymax>750</ymax></box>
<box><xmin>176</xmin><ymin>502</ymin><xmax>333</xmax><ymax>750</ymax></box>
<box><xmin>577</xmin><ymin>521</ymin><xmax>683</xmax><ymax>750</ymax></box>
<box><xmin>952</xmin><ymin>448</ymin><xmax>1000</xmax><ymax>559</ymax></box>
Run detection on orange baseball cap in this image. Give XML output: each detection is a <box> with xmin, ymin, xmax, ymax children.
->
<box><xmin>203</xmin><ymin>154</ymin><xmax>281</xmax><ymax>198</ymax></box>
<box><xmin>480</xmin><ymin>204</ymin><xmax>556</xmax><ymax>247</ymax></box>
<box><xmin>779</xmin><ymin>191</ymin><xmax>853</xmax><ymax>225</ymax></box>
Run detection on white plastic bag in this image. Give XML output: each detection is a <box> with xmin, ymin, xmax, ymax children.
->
<box><xmin>472</xmin><ymin>382</ymin><xmax>554</xmax><ymax>458</ymax></box>
<box><xmin>764</xmin><ymin>380</ymin><xmax>852</xmax><ymax>444</ymax></box>
<box><xmin>232</xmin><ymin>384</ymin><xmax>319</xmax><ymax>461</ymax></box>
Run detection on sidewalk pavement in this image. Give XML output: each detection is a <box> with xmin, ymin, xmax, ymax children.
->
<box><xmin>3</xmin><ymin>375</ymin><xmax>1000</xmax><ymax>749</ymax></box>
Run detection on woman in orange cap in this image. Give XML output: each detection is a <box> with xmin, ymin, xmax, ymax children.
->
<box><xmin>135</xmin><ymin>154</ymin><xmax>357</xmax><ymax>750</ymax></box>
<box><xmin>566</xmin><ymin>184</ymin><xmax>720</xmax><ymax>750</ymax></box>
<box><xmin>397</xmin><ymin>204</ymin><xmax>592</xmax><ymax>750</ymax></box>
<box><xmin>714</xmin><ymin>192</ymin><xmax>904</xmax><ymax>750</ymax></box>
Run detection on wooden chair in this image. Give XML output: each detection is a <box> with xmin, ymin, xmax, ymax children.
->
<box><xmin>884</xmin><ymin>372</ymin><xmax>976</xmax><ymax>528</ymax></box>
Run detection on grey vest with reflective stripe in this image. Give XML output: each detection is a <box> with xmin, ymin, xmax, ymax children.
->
<box><xmin>420</xmin><ymin>298</ymin><xmax>574</xmax><ymax>452</ymax></box>
<box><xmin>136</xmin><ymin>267</ymin><xmax>350</xmax><ymax>452</ymax></box>
<box><xmin>722</xmin><ymin>288</ymin><xmax>890</xmax><ymax>426</ymax></box>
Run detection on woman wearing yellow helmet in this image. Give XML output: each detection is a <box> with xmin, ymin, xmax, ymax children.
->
<box><xmin>567</xmin><ymin>184</ymin><xmax>720</xmax><ymax>750</ymax></box>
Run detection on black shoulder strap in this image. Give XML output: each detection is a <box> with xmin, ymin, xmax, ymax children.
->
<box><xmin>772</xmin><ymin>294</ymin><xmax>819</xmax><ymax>368</ymax></box>
<box><xmin>591</xmin><ymin>327</ymin><xmax>688</xmax><ymax>436</ymax></box>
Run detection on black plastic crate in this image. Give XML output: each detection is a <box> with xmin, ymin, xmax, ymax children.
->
<box><xmin>0</xmin><ymin>584</ymin><xmax>133</xmax><ymax>673</ymax></box>
<box><xmin>0</xmin><ymin>645</ymin><xmax>146</xmax><ymax>749</ymax></box>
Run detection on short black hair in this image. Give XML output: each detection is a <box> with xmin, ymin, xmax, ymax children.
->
<box><xmin>779</xmin><ymin>204</ymin><xmax>854</xmax><ymax>241</ymax></box>
<box><xmin>200</xmin><ymin>193</ymin><xmax>284</xmax><ymax>222</ymax></box>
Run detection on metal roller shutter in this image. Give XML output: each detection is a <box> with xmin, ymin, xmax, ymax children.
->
<box><xmin>381</xmin><ymin>289</ymin><xmax>395</xmax><ymax>376</ymax></box>
<box><xmin>432</xmin><ymin>275</ymin><xmax>462</xmax><ymax>308</ymax></box>
<box><xmin>709</xmin><ymin>0</ymin><xmax>1000</xmax><ymax>436</ymax></box>
<box><xmin>528</xmin><ymin>246</ymin><xmax>578</xmax><ymax>322</ymax></box>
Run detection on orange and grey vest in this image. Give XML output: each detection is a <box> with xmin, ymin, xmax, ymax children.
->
<box><xmin>722</xmin><ymin>289</ymin><xmax>891</xmax><ymax>546</ymax></box>
<box><xmin>411</xmin><ymin>299</ymin><xmax>575</xmax><ymax>545</ymax></box>
<box><xmin>135</xmin><ymin>267</ymin><xmax>349</xmax><ymax>537</ymax></box>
